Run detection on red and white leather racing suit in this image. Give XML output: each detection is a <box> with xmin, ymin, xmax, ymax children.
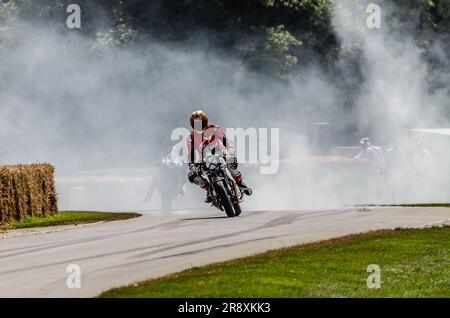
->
<box><xmin>187</xmin><ymin>124</ymin><xmax>242</xmax><ymax>189</ymax></box>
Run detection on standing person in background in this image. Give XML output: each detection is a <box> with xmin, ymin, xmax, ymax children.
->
<box><xmin>412</xmin><ymin>140</ymin><xmax>434</xmax><ymax>201</ymax></box>
<box><xmin>143</xmin><ymin>154</ymin><xmax>187</xmax><ymax>213</ymax></box>
<box><xmin>413</xmin><ymin>140</ymin><xmax>433</xmax><ymax>166</ymax></box>
<box><xmin>385</xmin><ymin>137</ymin><xmax>410</xmax><ymax>203</ymax></box>
<box><xmin>354</xmin><ymin>137</ymin><xmax>387</xmax><ymax>202</ymax></box>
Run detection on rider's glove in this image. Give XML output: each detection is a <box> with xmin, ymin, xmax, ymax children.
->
<box><xmin>223</xmin><ymin>150</ymin><xmax>236</xmax><ymax>164</ymax></box>
<box><xmin>189</xmin><ymin>163</ymin><xmax>202</xmax><ymax>173</ymax></box>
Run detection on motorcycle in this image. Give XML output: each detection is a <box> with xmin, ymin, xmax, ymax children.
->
<box><xmin>194</xmin><ymin>150</ymin><xmax>244</xmax><ymax>217</ymax></box>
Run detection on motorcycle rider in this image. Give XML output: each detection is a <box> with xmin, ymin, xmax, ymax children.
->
<box><xmin>187</xmin><ymin>110</ymin><xmax>252</xmax><ymax>203</ymax></box>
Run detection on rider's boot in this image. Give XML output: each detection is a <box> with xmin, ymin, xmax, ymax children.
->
<box><xmin>205</xmin><ymin>193</ymin><xmax>213</xmax><ymax>203</ymax></box>
<box><xmin>236</xmin><ymin>180</ymin><xmax>253</xmax><ymax>196</ymax></box>
<box><xmin>201</xmin><ymin>183</ymin><xmax>213</xmax><ymax>203</ymax></box>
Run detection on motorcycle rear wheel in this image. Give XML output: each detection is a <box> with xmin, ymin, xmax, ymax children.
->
<box><xmin>215</xmin><ymin>182</ymin><xmax>235</xmax><ymax>217</ymax></box>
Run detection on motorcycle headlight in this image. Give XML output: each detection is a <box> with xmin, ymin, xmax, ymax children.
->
<box><xmin>204</xmin><ymin>153</ymin><xmax>225</xmax><ymax>169</ymax></box>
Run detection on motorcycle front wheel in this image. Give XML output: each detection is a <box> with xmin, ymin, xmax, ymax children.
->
<box><xmin>215</xmin><ymin>182</ymin><xmax>235</xmax><ymax>217</ymax></box>
<box><xmin>233</xmin><ymin>203</ymin><xmax>242</xmax><ymax>216</ymax></box>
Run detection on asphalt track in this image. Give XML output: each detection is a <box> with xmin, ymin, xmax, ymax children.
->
<box><xmin>1</xmin><ymin>207</ymin><xmax>449</xmax><ymax>297</ymax></box>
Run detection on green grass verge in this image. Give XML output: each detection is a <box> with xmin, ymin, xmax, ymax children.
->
<box><xmin>389</xmin><ymin>203</ymin><xmax>450</xmax><ymax>207</ymax></box>
<box><xmin>99</xmin><ymin>226</ymin><xmax>450</xmax><ymax>298</ymax></box>
<box><xmin>3</xmin><ymin>211</ymin><xmax>141</xmax><ymax>230</ymax></box>
<box><xmin>356</xmin><ymin>203</ymin><xmax>450</xmax><ymax>207</ymax></box>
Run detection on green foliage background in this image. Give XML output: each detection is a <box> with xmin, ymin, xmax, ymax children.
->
<box><xmin>1</xmin><ymin>0</ymin><xmax>450</xmax><ymax>76</ymax></box>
